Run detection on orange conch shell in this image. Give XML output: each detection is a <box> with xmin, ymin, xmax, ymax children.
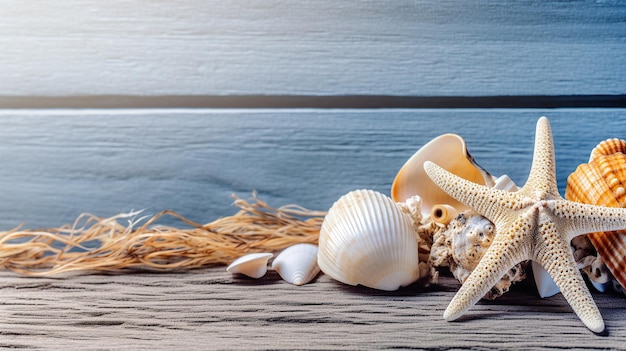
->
<box><xmin>565</xmin><ymin>138</ymin><xmax>626</xmax><ymax>290</ymax></box>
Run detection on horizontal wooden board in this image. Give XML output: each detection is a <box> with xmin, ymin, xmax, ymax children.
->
<box><xmin>1</xmin><ymin>268</ymin><xmax>625</xmax><ymax>349</ymax></box>
<box><xmin>0</xmin><ymin>1</ymin><xmax>624</xmax><ymax>98</ymax></box>
<box><xmin>1</xmin><ymin>94</ymin><xmax>625</xmax><ymax>109</ymax></box>
<box><xmin>1</xmin><ymin>109</ymin><xmax>626</xmax><ymax>230</ymax></box>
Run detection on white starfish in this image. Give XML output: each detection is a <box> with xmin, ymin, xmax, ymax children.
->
<box><xmin>424</xmin><ymin>116</ymin><xmax>626</xmax><ymax>333</ymax></box>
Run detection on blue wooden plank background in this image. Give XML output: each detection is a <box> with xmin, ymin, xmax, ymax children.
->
<box><xmin>0</xmin><ymin>2</ymin><xmax>624</xmax><ymax>229</ymax></box>
<box><xmin>0</xmin><ymin>1</ymin><xmax>624</xmax><ymax>97</ymax></box>
<box><xmin>1</xmin><ymin>109</ymin><xmax>624</xmax><ymax>230</ymax></box>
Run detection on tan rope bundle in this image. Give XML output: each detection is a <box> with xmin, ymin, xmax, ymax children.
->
<box><xmin>0</xmin><ymin>194</ymin><xmax>326</xmax><ymax>276</ymax></box>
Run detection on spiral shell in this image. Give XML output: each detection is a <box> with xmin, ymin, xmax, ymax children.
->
<box><xmin>565</xmin><ymin>138</ymin><xmax>626</xmax><ymax>289</ymax></box>
<box><xmin>271</xmin><ymin>244</ymin><xmax>320</xmax><ymax>286</ymax></box>
<box><xmin>318</xmin><ymin>189</ymin><xmax>421</xmax><ymax>291</ymax></box>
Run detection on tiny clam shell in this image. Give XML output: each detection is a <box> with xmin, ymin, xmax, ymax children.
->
<box><xmin>318</xmin><ymin>189</ymin><xmax>420</xmax><ymax>291</ymax></box>
<box><xmin>271</xmin><ymin>243</ymin><xmax>320</xmax><ymax>286</ymax></box>
<box><xmin>226</xmin><ymin>253</ymin><xmax>273</xmax><ymax>279</ymax></box>
<box><xmin>391</xmin><ymin>134</ymin><xmax>494</xmax><ymax>216</ymax></box>
<box><xmin>565</xmin><ymin>138</ymin><xmax>626</xmax><ymax>290</ymax></box>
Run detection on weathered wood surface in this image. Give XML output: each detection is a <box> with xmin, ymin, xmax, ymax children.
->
<box><xmin>1</xmin><ymin>268</ymin><xmax>625</xmax><ymax>349</ymax></box>
<box><xmin>0</xmin><ymin>1</ymin><xmax>624</xmax><ymax>98</ymax></box>
<box><xmin>3</xmin><ymin>109</ymin><xmax>626</xmax><ymax>230</ymax></box>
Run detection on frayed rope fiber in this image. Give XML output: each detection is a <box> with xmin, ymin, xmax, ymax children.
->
<box><xmin>0</xmin><ymin>194</ymin><xmax>325</xmax><ymax>276</ymax></box>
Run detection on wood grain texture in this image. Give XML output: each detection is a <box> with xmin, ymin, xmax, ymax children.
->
<box><xmin>1</xmin><ymin>109</ymin><xmax>626</xmax><ymax>231</ymax></box>
<box><xmin>0</xmin><ymin>0</ymin><xmax>624</xmax><ymax>97</ymax></box>
<box><xmin>1</xmin><ymin>268</ymin><xmax>625</xmax><ymax>349</ymax></box>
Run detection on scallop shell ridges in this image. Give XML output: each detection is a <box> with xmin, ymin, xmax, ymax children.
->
<box><xmin>272</xmin><ymin>244</ymin><xmax>320</xmax><ymax>286</ymax></box>
<box><xmin>565</xmin><ymin>138</ymin><xmax>626</xmax><ymax>289</ymax></box>
<box><xmin>318</xmin><ymin>189</ymin><xmax>420</xmax><ymax>291</ymax></box>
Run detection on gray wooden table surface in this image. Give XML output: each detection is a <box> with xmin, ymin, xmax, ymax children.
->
<box><xmin>1</xmin><ymin>268</ymin><xmax>625</xmax><ymax>350</ymax></box>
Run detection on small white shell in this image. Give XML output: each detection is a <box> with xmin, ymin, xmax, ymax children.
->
<box><xmin>271</xmin><ymin>243</ymin><xmax>320</xmax><ymax>286</ymax></box>
<box><xmin>226</xmin><ymin>253</ymin><xmax>273</xmax><ymax>279</ymax></box>
<box><xmin>318</xmin><ymin>189</ymin><xmax>420</xmax><ymax>291</ymax></box>
<box><xmin>492</xmin><ymin>174</ymin><xmax>519</xmax><ymax>192</ymax></box>
<box><xmin>532</xmin><ymin>261</ymin><xmax>560</xmax><ymax>298</ymax></box>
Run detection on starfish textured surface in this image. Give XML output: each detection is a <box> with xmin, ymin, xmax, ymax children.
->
<box><xmin>424</xmin><ymin>116</ymin><xmax>626</xmax><ymax>333</ymax></box>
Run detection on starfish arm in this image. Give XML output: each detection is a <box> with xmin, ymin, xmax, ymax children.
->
<box><xmin>534</xmin><ymin>207</ymin><xmax>605</xmax><ymax>333</ymax></box>
<box><xmin>521</xmin><ymin>116</ymin><xmax>560</xmax><ymax>198</ymax></box>
<box><xmin>535</xmin><ymin>241</ymin><xmax>605</xmax><ymax>332</ymax></box>
<box><xmin>540</xmin><ymin>256</ymin><xmax>604</xmax><ymax>333</ymax></box>
<box><xmin>424</xmin><ymin>161</ymin><xmax>527</xmax><ymax>222</ymax></box>
<box><xmin>444</xmin><ymin>230</ymin><xmax>531</xmax><ymax>321</ymax></box>
<box><xmin>549</xmin><ymin>200</ymin><xmax>626</xmax><ymax>241</ymax></box>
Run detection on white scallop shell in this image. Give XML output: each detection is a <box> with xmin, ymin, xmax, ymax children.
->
<box><xmin>318</xmin><ymin>189</ymin><xmax>420</xmax><ymax>291</ymax></box>
<box><xmin>226</xmin><ymin>252</ymin><xmax>273</xmax><ymax>279</ymax></box>
<box><xmin>271</xmin><ymin>243</ymin><xmax>320</xmax><ymax>286</ymax></box>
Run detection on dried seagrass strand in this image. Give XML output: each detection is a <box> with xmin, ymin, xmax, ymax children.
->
<box><xmin>0</xmin><ymin>195</ymin><xmax>325</xmax><ymax>276</ymax></box>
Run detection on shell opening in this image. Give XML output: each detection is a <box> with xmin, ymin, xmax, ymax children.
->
<box><xmin>431</xmin><ymin>204</ymin><xmax>458</xmax><ymax>227</ymax></box>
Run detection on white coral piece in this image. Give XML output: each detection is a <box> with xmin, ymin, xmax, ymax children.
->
<box><xmin>430</xmin><ymin>211</ymin><xmax>527</xmax><ymax>299</ymax></box>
